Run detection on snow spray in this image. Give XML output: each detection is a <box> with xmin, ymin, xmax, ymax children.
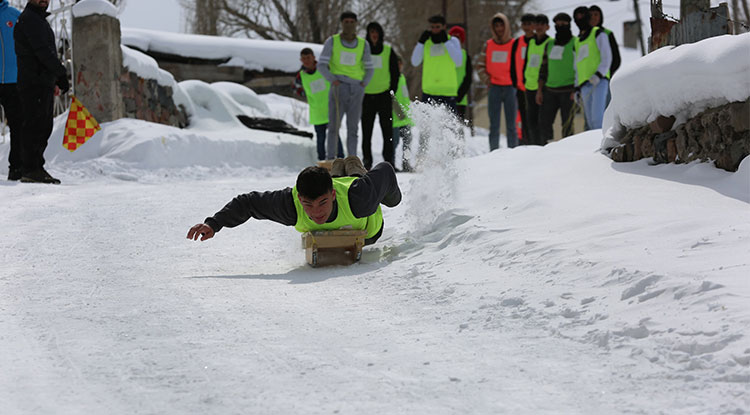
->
<box><xmin>403</xmin><ymin>101</ymin><xmax>466</xmax><ymax>234</ymax></box>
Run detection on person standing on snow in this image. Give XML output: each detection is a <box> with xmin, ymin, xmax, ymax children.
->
<box><xmin>513</xmin><ymin>13</ymin><xmax>536</xmax><ymax>144</ymax></box>
<box><xmin>360</xmin><ymin>21</ymin><xmax>398</xmax><ymax>170</ymax></box>
<box><xmin>572</xmin><ymin>6</ymin><xmax>611</xmax><ymax>131</ymax></box>
<box><xmin>476</xmin><ymin>12</ymin><xmax>518</xmax><ymax>151</ymax></box>
<box><xmin>318</xmin><ymin>11</ymin><xmax>373</xmax><ymax>162</ymax></box>
<box><xmin>411</xmin><ymin>15</ymin><xmax>462</xmax><ymax>113</ymax></box>
<box><xmin>14</xmin><ymin>0</ymin><xmax>69</xmax><ymax>184</ymax></box>
<box><xmin>448</xmin><ymin>25</ymin><xmax>472</xmax><ymax>125</ymax></box>
<box><xmin>589</xmin><ymin>4</ymin><xmax>621</xmax><ymax>106</ymax></box>
<box><xmin>537</xmin><ymin>12</ymin><xmax>577</xmax><ymax>144</ymax></box>
<box><xmin>522</xmin><ymin>14</ymin><xmax>552</xmax><ymax>146</ymax></box>
<box><xmin>293</xmin><ymin>48</ymin><xmax>344</xmax><ymax>162</ymax></box>
<box><xmin>0</xmin><ymin>0</ymin><xmax>23</xmax><ymax>181</ymax></box>
<box><xmin>391</xmin><ymin>56</ymin><xmax>414</xmax><ymax>172</ymax></box>
<box><xmin>187</xmin><ymin>157</ymin><xmax>401</xmax><ymax>247</ymax></box>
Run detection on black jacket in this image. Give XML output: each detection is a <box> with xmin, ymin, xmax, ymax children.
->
<box><xmin>204</xmin><ymin>162</ymin><xmax>402</xmax><ymax>236</ymax></box>
<box><xmin>14</xmin><ymin>2</ymin><xmax>67</xmax><ymax>89</ymax></box>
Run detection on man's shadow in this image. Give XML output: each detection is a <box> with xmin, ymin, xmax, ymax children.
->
<box><xmin>189</xmin><ymin>251</ymin><xmax>388</xmax><ymax>284</ymax></box>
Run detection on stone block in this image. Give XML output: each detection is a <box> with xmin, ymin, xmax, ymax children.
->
<box><xmin>649</xmin><ymin>115</ymin><xmax>676</xmax><ymax>133</ymax></box>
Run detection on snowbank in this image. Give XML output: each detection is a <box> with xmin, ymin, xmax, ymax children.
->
<box><xmin>121</xmin><ymin>28</ymin><xmax>323</xmax><ymax>73</ymax></box>
<box><xmin>72</xmin><ymin>0</ymin><xmax>118</xmax><ymax>18</ymax></box>
<box><xmin>602</xmin><ymin>33</ymin><xmax>750</xmax><ymax>149</ymax></box>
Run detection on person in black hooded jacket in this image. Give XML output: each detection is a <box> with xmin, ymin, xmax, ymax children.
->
<box><xmin>360</xmin><ymin>21</ymin><xmax>399</xmax><ymax>170</ymax></box>
<box><xmin>14</xmin><ymin>0</ymin><xmax>69</xmax><ymax>184</ymax></box>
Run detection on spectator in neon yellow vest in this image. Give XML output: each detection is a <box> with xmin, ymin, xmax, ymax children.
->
<box><xmin>318</xmin><ymin>11</ymin><xmax>374</xmax><ymax>161</ymax></box>
<box><xmin>410</xmin><ymin>15</ymin><xmax>462</xmax><ymax>113</ymax></box>
<box><xmin>391</xmin><ymin>56</ymin><xmax>414</xmax><ymax>172</ymax></box>
<box><xmin>572</xmin><ymin>6</ymin><xmax>611</xmax><ymax>130</ymax></box>
<box><xmin>448</xmin><ymin>25</ymin><xmax>473</xmax><ymax>125</ymax></box>
<box><xmin>522</xmin><ymin>14</ymin><xmax>551</xmax><ymax>146</ymax></box>
<box><xmin>360</xmin><ymin>21</ymin><xmax>399</xmax><ymax>170</ymax></box>
<box><xmin>513</xmin><ymin>13</ymin><xmax>536</xmax><ymax>144</ymax></box>
<box><xmin>293</xmin><ymin>48</ymin><xmax>344</xmax><ymax>161</ymax></box>
<box><xmin>187</xmin><ymin>158</ymin><xmax>402</xmax><ymax>248</ymax></box>
<box><xmin>537</xmin><ymin>13</ymin><xmax>577</xmax><ymax>145</ymax></box>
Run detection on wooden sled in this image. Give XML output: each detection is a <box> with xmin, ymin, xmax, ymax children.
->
<box><xmin>301</xmin><ymin>229</ymin><xmax>366</xmax><ymax>267</ymax></box>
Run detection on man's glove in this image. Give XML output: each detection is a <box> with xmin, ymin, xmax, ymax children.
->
<box><xmin>431</xmin><ymin>30</ymin><xmax>448</xmax><ymax>43</ymax></box>
<box><xmin>57</xmin><ymin>75</ymin><xmax>70</xmax><ymax>94</ymax></box>
<box><xmin>418</xmin><ymin>31</ymin><xmax>430</xmax><ymax>44</ymax></box>
<box><xmin>588</xmin><ymin>73</ymin><xmax>601</xmax><ymax>87</ymax></box>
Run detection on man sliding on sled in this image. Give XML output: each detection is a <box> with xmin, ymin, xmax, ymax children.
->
<box><xmin>187</xmin><ymin>156</ymin><xmax>401</xmax><ymax>246</ymax></box>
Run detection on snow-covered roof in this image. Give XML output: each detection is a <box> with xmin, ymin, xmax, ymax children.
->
<box><xmin>121</xmin><ymin>28</ymin><xmax>323</xmax><ymax>73</ymax></box>
<box><xmin>72</xmin><ymin>0</ymin><xmax>118</xmax><ymax>18</ymax></box>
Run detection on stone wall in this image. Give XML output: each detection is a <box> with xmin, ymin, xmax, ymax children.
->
<box><xmin>609</xmin><ymin>99</ymin><xmax>750</xmax><ymax>172</ymax></box>
<box><xmin>119</xmin><ymin>70</ymin><xmax>188</xmax><ymax>128</ymax></box>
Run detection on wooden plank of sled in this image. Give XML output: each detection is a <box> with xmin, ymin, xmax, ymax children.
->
<box><xmin>301</xmin><ymin>230</ymin><xmax>366</xmax><ymax>267</ymax></box>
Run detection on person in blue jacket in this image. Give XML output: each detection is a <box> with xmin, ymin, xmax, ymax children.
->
<box><xmin>0</xmin><ymin>0</ymin><xmax>23</xmax><ymax>181</ymax></box>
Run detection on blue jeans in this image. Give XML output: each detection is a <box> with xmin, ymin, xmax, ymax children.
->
<box><xmin>581</xmin><ymin>79</ymin><xmax>609</xmax><ymax>130</ymax></box>
<box><xmin>488</xmin><ymin>84</ymin><xmax>517</xmax><ymax>150</ymax></box>
<box><xmin>314</xmin><ymin>123</ymin><xmax>343</xmax><ymax>160</ymax></box>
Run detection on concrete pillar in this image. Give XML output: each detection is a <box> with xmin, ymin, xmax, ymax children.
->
<box><xmin>72</xmin><ymin>13</ymin><xmax>124</xmax><ymax>123</ymax></box>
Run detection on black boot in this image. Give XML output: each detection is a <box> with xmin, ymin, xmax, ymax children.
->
<box><xmin>7</xmin><ymin>169</ymin><xmax>22</xmax><ymax>181</ymax></box>
<box><xmin>21</xmin><ymin>168</ymin><xmax>61</xmax><ymax>184</ymax></box>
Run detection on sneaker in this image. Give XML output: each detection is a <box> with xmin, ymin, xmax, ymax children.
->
<box><xmin>330</xmin><ymin>158</ymin><xmax>345</xmax><ymax>177</ymax></box>
<box><xmin>343</xmin><ymin>155</ymin><xmax>367</xmax><ymax>177</ymax></box>
<box><xmin>20</xmin><ymin>169</ymin><xmax>61</xmax><ymax>184</ymax></box>
<box><xmin>7</xmin><ymin>169</ymin><xmax>22</xmax><ymax>181</ymax></box>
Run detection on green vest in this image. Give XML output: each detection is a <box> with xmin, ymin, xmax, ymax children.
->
<box><xmin>292</xmin><ymin>176</ymin><xmax>383</xmax><ymax>239</ymax></box>
<box><xmin>300</xmin><ymin>69</ymin><xmax>330</xmax><ymax>125</ymax></box>
<box><xmin>456</xmin><ymin>49</ymin><xmax>467</xmax><ymax>105</ymax></box>
<box><xmin>422</xmin><ymin>36</ymin><xmax>458</xmax><ymax>96</ymax></box>
<box><xmin>574</xmin><ymin>27</ymin><xmax>602</xmax><ymax>86</ymax></box>
<box><xmin>524</xmin><ymin>37</ymin><xmax>551</xmax><ymax>91</ymax></box>
<box><xmin>365</xmin><ymin>44</ymin><xmax>391</xmax><ymax>94</ymax></box>
<box><xmin>545</xmin><ymin>40</ymin><xmax>576</xmax><ymax>88</ymax></box>
<box><xmin>600</xmin><ymin>27</ymin><xmax>613</xmax><ymax>78</ymax></box>
<box><xmin>330</xmin><ymin>34</ymin><xmax>366</xmax><ymax>81</ymax></box>
<box><xmin>392</xmin><ymin>74</ymin><xmax>412</xmax><ymax>128</ymax></box>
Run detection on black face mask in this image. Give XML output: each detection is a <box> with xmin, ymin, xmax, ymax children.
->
<box><xmin>555</xmin><ymin>24</ymin><xmax>572</xmax><ymax>44</ymax></box>
<box><xmin>574</xmin><ymin>16</ymin><xmax>591</xmax><ymax>32</ymax></box>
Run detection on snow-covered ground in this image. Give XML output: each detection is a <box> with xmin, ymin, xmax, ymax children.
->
<box><xmin>2</xmin><ymin>6</ymin><xmax>749</xmax><ymax>410</ymax></box>
<box><xmin>1</xmin><ymin>91</ymin><xmax>748</xmax><ymax>413</ymax></box>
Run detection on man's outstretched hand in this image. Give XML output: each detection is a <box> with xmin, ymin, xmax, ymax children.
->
<box><xmin>187</xmin><ymin>223</ymin><xmax>215</xmax><ymax>241</ymax></box>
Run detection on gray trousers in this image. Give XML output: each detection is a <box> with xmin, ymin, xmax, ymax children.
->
<box><xmin>327</xmin><ymin>82</ymin><xmax>365</xmax><ymax>159</ymax></box>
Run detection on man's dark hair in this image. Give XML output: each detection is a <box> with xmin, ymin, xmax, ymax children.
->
<box><xmin>573</xmin><ymin>6</ymin><xmax>590</xmax><ymax>19</ymax></box>
<box><xmin>521</xmin><ymin>13</ymin><xmax>536</xmax><ymax>23</ymax></box>
<box><xmin>428</xmin><ymin>15</ymin><xmax>446</xmax><ymax>25</ymax></box>
<box><xmin>300</xmin><ymin>47</ymin><xmax>314</xmax><ymax>56</ymax></box>
<box><xmin>535</xmin><ymin>14</ymin><xmax>549</xmax><ymax>25</ymax></box>
<box><xmin>340</xmin><ymin>11</ymin><xmax>357</xmax><ymax>22</ymax></box>
<box><xmin>296</xmin><ymin>166</ymin><xmax>333</xmax><ymax>199</ymax></box>
<box><xmin>553</xmin><ymin>12</ymin><xmax>572</xmax><ymax>24</ymax></box>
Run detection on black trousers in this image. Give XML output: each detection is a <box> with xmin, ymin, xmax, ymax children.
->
<box><xmin>516</xmin><ymin>88</ymin><xmax>528</xmax><ymax>145</ymax></box>
<box><xmin>361</xmin><ymin>91</ymin><xmax>394</xmax><ymax>169</ymax></box>
<box><xmin>19</xmin><ymin>85</ymin><xmax>55</xmax><ymax>173</ymax></box>
<box><xmin>0</xmin><ymin>84</ymin><xmax>24</xmax><ymax>172</ymax></box>
<box><xmin>540</xmin><ymin>88</ymin><xmax>575</xmax><ymax>144</ymax></box>
<box><xmin>524</xmin><ymin>89</ymin><xmax>543</xmax><ymax>146</ymax></box>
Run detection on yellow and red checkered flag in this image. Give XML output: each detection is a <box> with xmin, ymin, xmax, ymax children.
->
<box><xmin>63</xmin><ymin>95</ymin><xmax>101</xmax><ymax>152</ymax></box>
